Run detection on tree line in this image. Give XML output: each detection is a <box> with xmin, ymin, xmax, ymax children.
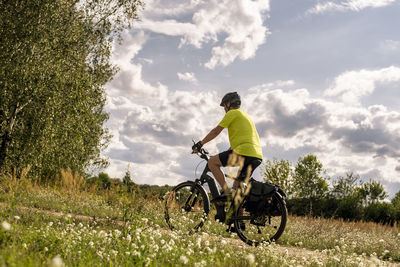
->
<box><xmin>0</xmin><ymin>0</ymin><xmax>143</xmax><ymax>179</ymax></box>
<box><xmin>263</xmin><ymin>155</ymin><xmax>400</xmax><ymax>226</ymax></box>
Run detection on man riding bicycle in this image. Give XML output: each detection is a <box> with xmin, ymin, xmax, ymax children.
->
<box><xmin>192</xmin><ymin>92</ymin><xmax>263</xmax><ymax>221</ymax></box>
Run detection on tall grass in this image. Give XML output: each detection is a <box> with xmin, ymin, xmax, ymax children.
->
<box><xmin>59</xmin><ymin>168</ymin><xmax>86</xmax><ymax>192</ymax></box>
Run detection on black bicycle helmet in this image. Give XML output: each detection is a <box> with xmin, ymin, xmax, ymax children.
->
<box><xmin>220</xmin><ymin>92</ymin><xmax>241</xmax><ymax>107</ymax></box>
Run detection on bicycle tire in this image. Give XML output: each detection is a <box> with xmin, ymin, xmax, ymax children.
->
<box><xmin>234</xmin><ymin>192</ymin><xmax>287</xmax><ymax>246</ymax></box>
<box><xmin>164</xmin><ymin>181</ymin><xmax>210</xmax><ymax>233</ymax></box>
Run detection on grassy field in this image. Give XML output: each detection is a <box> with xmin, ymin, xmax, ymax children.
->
<box><xmin>0</xmin><ymin>171</ymin><xmax>399</xmax><ymax>266</ymax></box>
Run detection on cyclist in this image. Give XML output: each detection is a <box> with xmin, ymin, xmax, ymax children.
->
<box><xmin>192</xmin><ymin>92</ymin><xmax>263</xmax><ymax>216</ymax></box>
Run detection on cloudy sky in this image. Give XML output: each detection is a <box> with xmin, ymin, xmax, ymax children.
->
<box><xmin>104</xmin><ymin>0</ymin><xmax>400</xmax><ymax>198</ymax></box>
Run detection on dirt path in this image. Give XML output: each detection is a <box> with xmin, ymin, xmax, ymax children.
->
<box><xmin>1</xmin><ymin>202</ymin><xmax>398</xmax><ymax>266</ymax></box>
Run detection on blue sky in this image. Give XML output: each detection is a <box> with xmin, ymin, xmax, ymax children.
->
<box><xmin>103</xmin><ymin>0</ymin><xmax>400</xmax><ymax>198</ymax></box>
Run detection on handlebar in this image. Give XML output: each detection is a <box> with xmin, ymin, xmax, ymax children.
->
<box><xmin>191</xmin><ymin>140</ymin><xmax>209</xmax><ymax>161</ymax></box>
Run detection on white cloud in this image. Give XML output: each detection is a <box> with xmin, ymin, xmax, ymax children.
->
<box><xmin>306</xmin><ymin>0</ymin><xmax>398</xmax><ymax>15</ymax></box>
<box><xmin>136</xmin><ymin>0</ymin><xmax>270</xmax><ymax>69</ymax></box>
<box><xmin>323</xmin><ymin>66</ymin><xmax>400</xmax><ymax>105</ymax></box>
<box><xmin>177</xmin><ymin>72</ymin><xmax>198</xmax><ymax>83</ymax></box>
<box><xmin>142</xmin><ymin>0</ymin><xmax>203</xmax><ymax>17</ymax></box>
<box><xmin>107</xmin><ymin>30</ymin><xmax>168</xmax><ymax>99</ymax></box>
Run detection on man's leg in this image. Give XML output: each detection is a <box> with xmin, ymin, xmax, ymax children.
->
<box><xmin>208</xmin><ymin>155</ymin><xmax>228</xmax><ymax>192</ymax></box>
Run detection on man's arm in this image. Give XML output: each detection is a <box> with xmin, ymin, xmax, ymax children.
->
<box><xmin>200</xmin><ymin>126</ymin><xmax>224</xmax><ymax>145</ymax></box>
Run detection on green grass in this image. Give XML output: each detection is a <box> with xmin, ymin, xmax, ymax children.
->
<box><xmin>0</xmin><ymin>173</ymin><xmax>399</xmax><ymax>266</ymax></box>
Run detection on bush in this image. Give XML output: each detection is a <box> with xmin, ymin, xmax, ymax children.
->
<box><xmin>86</xmin><ymin>172</ymin><xmax>111</xmax><ymax>190</ymax></box>
<box><xmin>364</xmin><ymin>202</ymin><xmax>396</xmax><ymax>226</ymax></box>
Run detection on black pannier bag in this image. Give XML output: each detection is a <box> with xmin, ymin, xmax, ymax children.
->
<box><xmin>244</xmin><ymin>178</ymin><xmax>277</xmax><ymax>214</ymax></box>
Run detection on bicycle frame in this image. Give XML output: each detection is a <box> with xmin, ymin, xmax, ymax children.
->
<box><xmin>192</xmin><ymin>149</ymin><xmax>226</xmax><ymax>217</ymax></box>
<box><xmin>196</xmin><ymin>164</ymin><xmax>221</xmax><ymax>199</ymax></box>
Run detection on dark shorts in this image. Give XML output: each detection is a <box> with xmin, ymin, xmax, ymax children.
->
<box><xmin>219</xmin><ymin>150</ymin><xmax>262</xmax><ymax>181</ymax></box>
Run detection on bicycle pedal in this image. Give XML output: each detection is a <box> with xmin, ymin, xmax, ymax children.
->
<box><xmin>226</xmin><ymin>225</ymin><xmax>236</xmax><ymax>233</ymax></box>
<box><xmin>214</xmin><ymin>213</ymin><xmax>226</xmax><ymax>223</ymax></box>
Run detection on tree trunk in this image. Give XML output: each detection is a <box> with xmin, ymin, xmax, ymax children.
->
<box><xmin>0</xmin><ymin>105</ymin><xmax>18</xmax><ymax>173</ymax></box>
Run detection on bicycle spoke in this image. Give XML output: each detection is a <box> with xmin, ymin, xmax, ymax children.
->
<box><xmin>165</xmin><ymin>182</ymin><xmax>209</xmax><ymax>233</ymax></box>
<box><xmin>233</xmin><ymin>193</ymin><xmax>287</xmax><ymax>246</ymax></box>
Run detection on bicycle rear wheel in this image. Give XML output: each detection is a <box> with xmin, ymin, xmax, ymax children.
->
<box><xmin>164</xmin><ymin>181</ymin><xmax>210</xmax><ymax>233</ymax></box>
<box><xmin>233</xmin><ymin>193</ymin><xmax>287</xmax><ymax>246</ymax></box>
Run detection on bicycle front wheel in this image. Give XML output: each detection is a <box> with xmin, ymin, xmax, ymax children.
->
<box><xmin>164</xmin><ymin>181</ymin><xmax>210</xmax><ymax>233</ymax></box>
<box><xmin>234</xmin><ymin>193</ymin><xmax>287</xmax><ymax>246</ymax></box>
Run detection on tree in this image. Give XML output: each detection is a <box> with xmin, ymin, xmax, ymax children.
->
<box><xmin>392</xmin><ymin>190</ymin><xmax>400</xmax><ymax>224</ymax></box>
<box><xmin>123</xmin><ymin>165</ymin><xmax>133</xmax><ymax>185</ymax></box>
<box><xmin>357</xmin><ymin>179</ymin><xmax>388</xmax><ymax>205</ymax></box>
<box><xmin>293</xmin><ymin>154</ymin><xmax>328</xmax><ymax>215</ymax></box>
<box><xmin>263</xmin><ymin>158</ymin><xmax>293</xmax><ymax>197</ymax></box>
<box><xmin>123</xmin><ymin>163</ymin><xmax>135</xmax><ymax>189</ymax></box>
<box><xmin>86</xmin><ymin>172</ymin><xmax>111</xmax><ymax>189</ymax></box>
<box><xmin>331</xmin><ymin>172</ymin><xmax>361</xmax><ymax>199</ymax></box>
<box><xmin>0</xmin><ymin>0</ymin><xmax>143</xmax><ymax>178</ymax></box>
<box><xmin>392</xmin><ymin>190</ymin><xmax>400</xmax><ymax>208</ymax></box>
<box><xmin>329</xmin><ymin>173</ymin><xmax>364</xmax><ymax>220</ymax></box>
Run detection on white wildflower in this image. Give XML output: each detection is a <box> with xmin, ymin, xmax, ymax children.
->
<box><xmin>114</xmin><ymin>229</ymin><xmax>122</xmax><ymax>237</ymax></box>
<box><xmin>196</xmin><ymin>237</ymin><xmax>202</xmax><ymax>248</ymax></box>
<box><xmin>96</xmin><ymin>251</ymin><xmax>103</xmax><ymax>258</ymax></box>
<box><xmin>49</xmin><ymin>255</ymin><xmax>64</xmax><ymax>267</ymax></box>
<box><xmin>186</xmin><ymin>248</ymin><xmax>193</xmax><ymax>256</ymax></box>
<box><xmin>133</xmin><ymin>250</ymin><xmax>140</xmax><ymax>257</ymax></box>
<box><xmin>125</xmin><ymin>251</ymin><xmax>131</xmax><ymax>255</ymax></box>
<box><xmin>14</xmin><ymin>216</ymin><xmax>20</xmax><ymax>220</ymax></box>
<box><xmin>245</xmin><ymin>253</ymin><xmax>255</xmax><ymax>265</ymax></box>
<box><xmin>126</xmin><ymin>234</ymin><xmax>132</xmax><ymax>242</ymax></box>
<box><xmin>98</xmin><ymin>230</ymin><xmax>107</xmax><ymax>238</ymax></box>
<box><xmin>1</xmin><ymin>221</ymin><xmax>11</xmax><ymax>231</ymax></box>
<box><xmin>180</xmin><ymin>255</ymin><xmax>189</xmax><ymax>264</ymax></box>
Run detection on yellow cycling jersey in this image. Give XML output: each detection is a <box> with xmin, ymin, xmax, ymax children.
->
<box><xmin>218</xmin><ymin>109</ymin><xmax>263</xmax><ymax>159</ymax></box>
